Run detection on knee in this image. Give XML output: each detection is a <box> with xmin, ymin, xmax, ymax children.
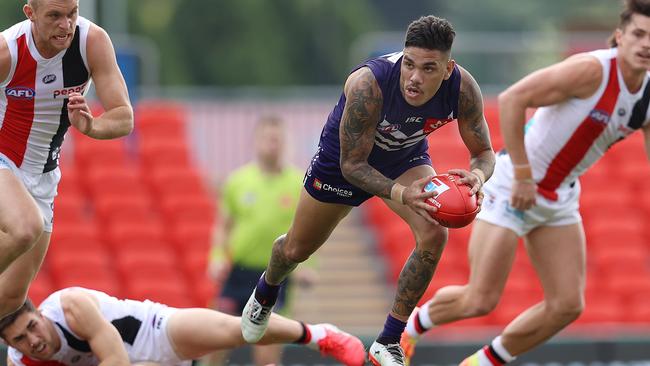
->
<box><xmin>415</xmin><ymin>225</ymin><xmax>448</xmax><ymax>251</ymax></box>
<box><xmin>0</xmin><ymin>291</ymin><xmax>28</xmax><ymax>317</ymax></box>
<box><xmin>4</xmin><ymin>217</ymin><xmax>43</xmax><ymax>255</ymax></box>
<box><xmin>463</xmin><ymin>289</ymin><xmax>501</xmax><ymax>317</ymax></box>
<box><xmin>546</xmin><ymin>296</ymin><xmax>584</xmax><ymax>325</ymax></box>
<box><xmin>275</xmin><ymin>234</ymin><xmax>311</xmax><ymax>264</ymax></box>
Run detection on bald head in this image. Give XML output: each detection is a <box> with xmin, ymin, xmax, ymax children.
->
<box><xmin>27</xmin><ymin>0</ymin><xmax>39</xmax><ymax>9</ymax></box>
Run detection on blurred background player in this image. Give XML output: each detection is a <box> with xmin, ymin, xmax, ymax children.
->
<box><xmin>0</xmin><ymin>287</ymin><xmax>366</xmax><ymax>366</ymax></box>
<box><xmin>0</xmin><ymin>0</ymin><xmax>132</xmax><ymax>318</ymax></box>
<box><xmin>205</xmin><ymin>115</ymin><xmax>316</xmax><ymax>365</ymax></box>
<box><xmin>241</xmin><ymin>15</ymin><xmax>495</xmax><ymax>365</ymax></box>
<box><xmin>401</xmin><ymin>0</ymin><xmax>650</xmax><ymax>364</ymax></box>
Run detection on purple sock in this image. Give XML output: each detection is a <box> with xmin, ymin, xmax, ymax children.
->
<box><xmin>253</xmin><ymin>273</ymin><xmax>282</xmax><ymax>306</ymax></box>
<box><xmin>376</xmin><ymin>314</ymin><xmax>407</xmax><ymax>345</ymax></box>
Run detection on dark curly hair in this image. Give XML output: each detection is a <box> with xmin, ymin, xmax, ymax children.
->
<box><xmin>405</xmin><ymin>15</ymin><xmax>456</xmax><ymax>53</ymax></box>
<box><xmin>0</xmin><ymin>299</ymin><xmax>37</xmax><ymax>340</ymax></box>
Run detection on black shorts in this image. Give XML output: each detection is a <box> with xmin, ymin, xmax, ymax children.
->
<box><xmin>217</xmin><ymin>265</ymin><xmax>290</xmax><ymax>315</ymax></box>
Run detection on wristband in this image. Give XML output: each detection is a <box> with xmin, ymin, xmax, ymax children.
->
<box><xmin>390</xmin><ymin>183</ymin><xmax>405</xmax><ymax>204</ymax></box>
<box><xmin>513</xmin><ymin>163</ymin><xmax>533</xmax><ymax>181</ymax></box>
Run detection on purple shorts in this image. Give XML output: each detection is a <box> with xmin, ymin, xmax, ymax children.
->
<box><xmin>303</xmin><ymin>148</ymin><xmax>432</xmax><ymax>206</ymax></box>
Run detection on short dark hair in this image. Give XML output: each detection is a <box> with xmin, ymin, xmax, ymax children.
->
<box><xmin>405</xmin><ymin>16</ymin><xmax>456</xmax><ymax>53</ymax></box>
<box><xmin>0</xmin><ymin>299</ymin><xmax>37</xmax><ymax>340</ymax></box>
<box><xmin>609</xmin><ymin>0</ymin><xmax>650</xmax><ymax>47</ymax></box>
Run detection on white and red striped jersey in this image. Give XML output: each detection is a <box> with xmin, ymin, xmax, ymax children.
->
<box><xmin>0</xmin><ymin>17</ymin><xmax>91</xmax><ymax>174</ymax></box>
<box><xmin>526</xmin><ymin>48</ymin><xmax>650</xmax><ymax>200</ymax></box>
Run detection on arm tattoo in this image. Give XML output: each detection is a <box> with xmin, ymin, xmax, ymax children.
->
<box><xmin>458</xmin><ymin>67</ymin><xmax>496</xmax><ymax>180</ymax></box>
<box><xmin>339</xmin><ymin>68</ymin><xmax>394</xmax><ymax>198</ymax></box>
<box><xmin>393</xmin><ymin>248</ymin><xmax>440</xmax><ymax>316</ymax></box>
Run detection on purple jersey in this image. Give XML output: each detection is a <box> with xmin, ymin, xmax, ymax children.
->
<box><xmin>304</xmin><ymin>52</ymin><xmax>462</xmax><ymax>206</ymax></box>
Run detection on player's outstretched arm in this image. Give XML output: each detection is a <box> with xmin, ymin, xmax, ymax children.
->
<box><xmin>69</xmin><ymin>24</ymin><xmax>133</xmax><ymax>140</ymax></box>
<box><xmin>60</xmin><ymin>289</ymin><xmax>131</xmax><ymax>366</ymax></box>
<box><xmin>454</xmin><ymin>66</ymin><xmax>495</xmax><ymax>197</ymax></box>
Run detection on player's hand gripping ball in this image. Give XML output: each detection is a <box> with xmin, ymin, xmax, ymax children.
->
<box><xmin>423</xmin><ymin>174</ymin><xmax>479</xmax><ymax>228</ymax></box>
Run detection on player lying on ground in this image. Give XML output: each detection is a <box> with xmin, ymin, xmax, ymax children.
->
<box><xmin>1</xmin><ymin>287</ymin><xmax>366</xmax><ymax>366</ymax></box>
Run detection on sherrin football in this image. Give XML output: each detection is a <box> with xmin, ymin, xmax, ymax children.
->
<box><xmin>422</xmin><ymin>174</ymin><xmax>479</xmax><ymax>228</ymax></box>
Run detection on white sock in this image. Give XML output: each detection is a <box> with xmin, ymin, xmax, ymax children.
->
<box><xmin>491</xmin><ymin>336</ymin><xmax>516</xmax><ymax>363</ymax></box>
<box><xmin>306</xmin><ymin>324</ymin><xmax>327</xmax><ymax>345</ymax></box>
<box><xmin>476</xmin><ymin>349</ymin><xmax>494</xmax><ymax>366</ymax></box>
<box><xmin>418</xmin><ymin>300</ymin><xmax>435</xmax><ymax>329</ymax></box>
<box><xmin>405</xmin><ymin>301</ymin><xmax>435</xmax><ymax>338</ymax></box>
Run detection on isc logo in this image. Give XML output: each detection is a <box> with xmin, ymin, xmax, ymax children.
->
<box><xmin>5</xmin><ymin>86</ymin><xmax>35</xmax><ymax>100</ymax></box>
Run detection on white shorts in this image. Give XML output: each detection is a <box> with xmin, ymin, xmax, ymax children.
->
<box><xmin>477</xmin><ymin>153</ymin><xmax>582</xmax><ymax>237</ymax></box>
<box><xmin>0</xmin><ymin>153</ymin><xmax>60</xmax><ymax>232</ymax></box>
<box><xmin>129</xmin><ymin>301</ymin><xmax>191</xmax><ymax>366</ymax></box>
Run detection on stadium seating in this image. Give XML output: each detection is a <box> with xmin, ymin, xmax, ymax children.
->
<box><xmin>42</xmin><ymin>101</ymin><xmax>216</xmax><ymax>308</ymax></box>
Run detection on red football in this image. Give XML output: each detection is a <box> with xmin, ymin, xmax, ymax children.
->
<box><xmin>422</xmin><ymin>174</ymin><xmax>479</xmax><ymax>228</ymax></box>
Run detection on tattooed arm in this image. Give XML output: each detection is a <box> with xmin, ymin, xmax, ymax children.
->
<box><xmin>451</xmin><ymin>66</ymin><xmax>496</xmax><ymax>197</ymax></box>
<box><xmin>338</xmin><ymin>67</ymin><xmax>392</xmax><ymax>198</ymax></box>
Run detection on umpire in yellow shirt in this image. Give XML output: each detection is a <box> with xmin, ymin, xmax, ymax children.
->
<box><xmin>207</xmin><ymin>115</ymin><xmax>315</xmax><ymax>366</ymax></box>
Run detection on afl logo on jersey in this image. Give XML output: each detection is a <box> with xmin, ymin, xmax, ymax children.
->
<box><xmin>589</xmin><ymin>109</ymin><xmax>611</xmax><ymax>125</ymax></box>
<box><xmin>5</xmin><ymin>86</ymin><xmax>35</xmax><ymax>100</ymax></box>
<box><xmin>42</xmin><ymin>74</ymin><xmax>57</xmax><ymax>84</ymax></box>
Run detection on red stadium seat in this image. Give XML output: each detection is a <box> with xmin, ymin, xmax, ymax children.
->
<box><xmin>83</xmin><ymin>165</ymin><xmax>149</xmax><ymax>199</ymax></box>
<box><xmin>578</xmin><ymin>297</ymin><xmax>624</xmax><ymax>323</ymax></box>
<box><xmin>114</xmin><ymin>247</ymin><xmax>179</xmax><ymax>279</ymax></box>
<box><xmin>93</xmin><ymin>194</ymin><xmax>157</xmax><ymax>224</ymax></box>
<box><xmin>125</xmin><ymin>280</ymin><xmax>195</xmax><ymax>308</ymax></box>
<box><xmin>134</xmin><ymin>101</ymin><xmax>187</xmax><ymax>142</ymax></box>
<box><xmin>169</xmin><ymin>221</ymin><xmax>213</xmax><ymax>252</ymax></box>
<box><xmin>48</xmin><ymin>249</ymin><xmax>113</xmax><ymax>277</ymax></box>
<box><xmin>73</xmin><ymin>135</ymin><xmax>131</xmax><ymax>169</ymax></box>
<box><xmin>146</xmin><ymin>166</ymin><xmax>208</xmax><ymax>197</ymax></box>
<box><xmin>28</xmin><ymin>272</ymin><xmax>55</xmax><ymax>306</ymax></box>
<box><xmin>53</xmin><ymin>193</ymin><xmax>88</xmax><ymax>223</ymax></box>
<box><xmin>158</xmin><ymin>194</ymin><xmax>215</xmax><ymax>226</ymax></box>
<box><xmin>138</xmin><ymin>138</ymin><xmax>192</xmax><ymax>171</ymax></box>
<box><xmin>181</xmin><ymin>246</ymin><xmax>210</xmax><ymax>281</ymax></box>
<box><xmin>54</xmin><ymin>268</ymin><xmax>123</xmax><ymax>297</ymax></box>
<box><xmin>106</xmin><ymin>220</ymin><xmax>165</xmax><ymax>251</ymax></box>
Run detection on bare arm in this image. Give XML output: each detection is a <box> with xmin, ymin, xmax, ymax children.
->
<box><xmin>498</xmin><ymin>54</ymin><xmax>602</xmax><ymax>168</ymax></box>
<box><xmin>499</xmin><ymin>54</ymin><xmax>602</xmax><ymax>209</ymax></box>
<box><xmin>339</xmin><ymin>67</ymin><xmax>392</xmax><ymax>198</ymax></box>
<box><xmin>60</xmin><ymin>290</ymin><xmax>130</xmax><ymax>366</ymax></box>
<box><xmin>452</xmin><ymin>66</ymin><xmax>495</xmax><ymax>195</ymax></box>
<box><xmin>0</xmin><ymin>35</ymin><xmax>11</xmax><ymax>84</ymax></box>
<box><xmin>70</xmin><ymin>24</ymin><xmax>133</xmax><ymax>139</ymax></box>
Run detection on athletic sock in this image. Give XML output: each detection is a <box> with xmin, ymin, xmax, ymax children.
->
<box><xmin>406</xmin><ymin>301</ymin><xmax>434</xmax><ymax>338</ymax></box>
<box><xmin>253</xmin><ymin>272</ymin><xmax>282</xmax><ymax>307</ymax></box>
<box><xmin>490</xmin><ymin>336</ymin><xmax>516</xmax><ymax>362</ymax></box>
<box><xmin>294</xmin><ymin>322</ymin><xmax>312</xmax><ymax>344</ymax></box>
<box><xmin>376</xmin><ymin>314</ymin><xmax>407</xmax><ymax>345</ymax></box>
<box><xmin>294</xmin><ymin>323</ymin><xmax>326</xmax><ymax>345</ymax></box>
<box><xmin>472</xmin><ymin>337</ymin><xmax>515</xmax><ymax>366</ymax></box>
